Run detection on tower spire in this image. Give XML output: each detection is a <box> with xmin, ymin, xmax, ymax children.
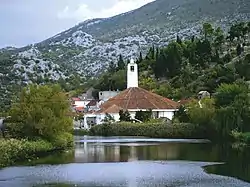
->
<box><xmin>127</xmin><ymin>58</ymin><xmax>138</xmax><ymax>88</ymax></box>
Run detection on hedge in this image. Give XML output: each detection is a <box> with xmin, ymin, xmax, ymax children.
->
<box><xmin>72</xmin><ymin>129</ymin><xmax>89</xmax><ymax>136</ymax></box>
<box><xmin>89</xmin><ymin>122</ymin><xmax>206</xmax><ymax>139</ymax></box>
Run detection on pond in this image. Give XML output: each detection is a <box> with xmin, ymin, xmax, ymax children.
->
<box><xmin>0</xmin><ymin>136</ymin><xmax>250</xmax><ymax>187</ymax></box>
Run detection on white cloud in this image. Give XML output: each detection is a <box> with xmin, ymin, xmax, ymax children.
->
<box><xmin>57</xmin><ymin>0</ymin><xmax>155</xmax><ymax>21</ymax></box>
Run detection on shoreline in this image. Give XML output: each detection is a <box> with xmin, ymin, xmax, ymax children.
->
<box><xmin>0</xmin><ymin>138</ymin><xmax>73</xmax><ymax>168</ymax></box>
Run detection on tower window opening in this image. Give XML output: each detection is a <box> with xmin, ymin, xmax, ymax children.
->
<box><xmin>130</xmin><ymin>65</ymin><xmax>134</xmax><ymax>72</ymax></box>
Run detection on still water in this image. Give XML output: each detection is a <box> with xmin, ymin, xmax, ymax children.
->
<box><xmin>1</xmin><ymin>136</ymin><xmax>250</xmax><ymax>187</ymax></box>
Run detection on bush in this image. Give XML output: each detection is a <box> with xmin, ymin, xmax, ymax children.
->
<box><xmin>72</xmin><ymin>129</ymin><xmax>89</xmax><ymax>136</ymax></box>
<box><xmin>89</xmin><ymin>122</ymin><xmax>205</xmax><ymax>139</ymax></box>
<box><xmin>51</xmin><ymin>132</ymin><xmax>74</xmax><ymax>149</ymax></box>
<box><xmin>0</xmin><ymin>139</ymin><xmax>53</xmax><ymax>167</ymax></box>
<box><xmin>231</xmin><ymin>130</ymin><xmax>250</xmax><ymax>144</ymax></box>
<box><xmin>0</xmin><ymin>134</ymin><xmax>74</xmax><ymax>168</ymax></box>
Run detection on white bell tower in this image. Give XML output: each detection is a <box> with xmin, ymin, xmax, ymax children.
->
<box><xmin>127</xmin><ymin>59</ymin><xmax>138</xmax><ymax>88</ymax></box>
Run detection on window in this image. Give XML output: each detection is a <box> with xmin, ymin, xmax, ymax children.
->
<box><xmin>130</xmin><ymin>65</ymin><xmax>134</xmax><ymax>72</ymax></box>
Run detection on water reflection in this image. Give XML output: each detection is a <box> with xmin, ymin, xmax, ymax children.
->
<box><xmin>73</xmin><ymin>136</ymin><xmax>214</xmax><ymax>163</ymax></box>
<box><xmin>1</xmin><ymin>136</ymin><xmax>250</xmax><ymax>187</ymax></box>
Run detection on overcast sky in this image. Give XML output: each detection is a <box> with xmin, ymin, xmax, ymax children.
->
<box><xmin>0</xmin><ymin>0</ymin><xmax>154</xmax><ymax>48</ymax></box>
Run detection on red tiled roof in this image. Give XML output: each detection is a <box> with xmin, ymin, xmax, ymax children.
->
<box><xmin>98</xmin><ymin>87</ymin><xmax>179</xmax><ymax>111</ymax></box>
<box><xmin>75</xmin><ymin>106</ymin><xmax>84</xmax><ymax>111</ymax></box>
<box><xmin>72</xmin><ymin>97</ymin><xmax>81</xmax><ymax>101</ymax></box>
<box><xmin>96</xmin><ymin>104</ymin><xmax>123</xmax><ymax>114</ymax></box>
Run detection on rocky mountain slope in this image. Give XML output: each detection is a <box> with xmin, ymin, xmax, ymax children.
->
<box><xmin>0</xmin><ymin>0</ymin><xmax>249</xmax><ymax>95</ymax></box>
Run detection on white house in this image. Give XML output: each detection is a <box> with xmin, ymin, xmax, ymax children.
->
<box><xmin>99</xmin><ymin>91</ymin><xmax>120</xmax><ymax>102</ymax></box>
<box><xmin>83</xmin><ymin>59</ymin><xmax>180</xmax><ymax>129</ymax></box>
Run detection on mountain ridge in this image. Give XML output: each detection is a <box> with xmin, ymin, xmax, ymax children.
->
<box><xmin>0</xmin><ymin>0</ymin><xmax>250</xmax><ymax>112</ymax></box>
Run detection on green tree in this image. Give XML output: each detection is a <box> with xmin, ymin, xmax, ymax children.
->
<box><xmin>117</xmin><ymin>54</ymin><xmax>125</xmax><ymax>70</ymax></box>
<box><xmin>214</xmin><ymin>27</ymin><xmax>225</xmax><ymax>52</ymax></box>
<box><xmin>235</xmin><ymin>54</ymin><xmax>250</xmax><ymax>80</ymax></box>
<box><xmin>103</xmin><ymin>113</ymin><xmax>115</xmax><ymax>123</ymax></box>
<box><xmin>202</xmin><ymin>23</ymin><xmax>214</xmax><ymax>40</ymax></box>
<box><xmin>8</xmin><ymin>84</ymin><xmax>73</xmax><ymax>141</ymax></box>
<box><xmin>107</xmin><ymin>61</ymin><xmax>117</xmax><ymax>73</ymax></box>
<box><xmin>214</xmin><ymin>82</ymin><xmax>248</xmax><ymax>107</ymax></box>
<box><xmin>174</xmin><ymin>105</ymin><xmax>189</xmax><ymax>122</ymax></box>
<box><xmin>176</xmin><ymin>35</ymin><xmax>182</xmax><ymax>44</ymax></box>
<box><xmin>119</xmin><ymin>110</ymin><xmax>131</xmax><ymax>122</ymax></box>
<box><xmin>214</xmin><ymin>82</ymin><xmax>250</xmax><ymax>135</ymax></box>
<box><xmin>139</xmin><ymin>77</ymin><xmax>157</xmax><ymax>91</ymax></box>
<box><xmin>135</xmin><ymin>110</ymin><xmax>152</xmax><ymax>122</ymax></box>
<box><xmin>228</xmin><ymin>22</ymin><xmax>246</xmax><ymax>41</ymax></box>
<box><xmin>236</xmin><ymin>44</ymin><xmax>244</xmax><ymax>56</ymax></box>
<box><xmin>186</xmin><ymin>98</ymin><xmax>215</xmax><ymax>131</ymax></box>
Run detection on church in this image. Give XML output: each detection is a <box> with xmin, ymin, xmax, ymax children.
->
<box><xmin>83</xmin><ymin>59</ymin><xmax>180</xmax><ymax>129</ymax></box>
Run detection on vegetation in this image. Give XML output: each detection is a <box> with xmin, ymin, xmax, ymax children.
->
<box><xmin>72</xmin><ymin>129</ymin><xmax>89</xmax><ymax>136</ymax></box>
<box><xmin>119</xmin><ymin>110</ymin><xmax>131</xmax><ymax>122</ymax></box>
<box><xmin>135</xmin><ymin>110</ymin><xmax>153</xmax><ymax>122</ymax></box>
<box><xmin>1</xmin><ymin>21</ymin><xmax>250</xmax><ymax>168</ymax></box>
<box><xmin>91</xmin><ymin>21</ymin><xmax>250</xmax><ymax>143</ymax></box>
<box><xmin>0</xmin><ymin>139</ymin><xmax>52</xmax><ymax>167</ymax></box>
<box><xmin>94</xmin><ymin>22</ymin><xmax>250</xmax><ymax>99</ymax></box>
<box><xmin>0</xmin><ymin>84</ymin><xmax>73</xmax><ymax>167</ymax></box>
<box><xmin>89</xmin><ymin>122</ymin><xmax>203</xmax><ymax>139</ymax></box>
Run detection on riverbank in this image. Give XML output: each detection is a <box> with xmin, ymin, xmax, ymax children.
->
<box><xmin>89</xmin><ymin>122</ymin><xmax>207</xmax><ymax>139</ymax></box>
<box><xmin>0</xmin><ymin>133</ymin><xmax>73</xmax><ymax>168</ymax></box>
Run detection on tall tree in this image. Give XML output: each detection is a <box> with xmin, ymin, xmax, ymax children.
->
<box><xmin>214</xmin><ymin>82</ymin><xmax>250</xmax><ymax>135</ymax></box>
<box><xmin>138</xmin><ymin>52</ymin><xmax>143</xmax><ymax>62</ymax></box>
<box><xmin>202</xmin><ymin>23</ymin><xmax>214</xmax><ymax>40</ymax></box>
<box><xmin>214</xmin><ymin>27</ymin><xmax>225</xmax><ymax>52</ymax></box>
<box><xmin>117</xmin><ymin>54</ymin><xmax>125</xmax><ymax>70</ymax></box>
<box><xmin>176</xmin><ymin>35</ymin><xmax>182</xmax><ymax>44</ymax></box>
<box><xmin>165</xmin><ymin>42</ymin><xmax>183</xmax><ymax>78</ymax></box>
<box><xmin>9</xmin><ymin>84</ymin><xmax>73</xmax><ymax>140</ymax></box>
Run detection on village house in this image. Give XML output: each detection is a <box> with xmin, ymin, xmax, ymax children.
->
<box><xmin>71</xmin><ymin>87</ymin><xmax>120</xmax><ymax>113</ymax></box>
<box><xmin>82</xmin><ymin>59</ymin><xmax>180</xmax><ymax>129</ymax></box>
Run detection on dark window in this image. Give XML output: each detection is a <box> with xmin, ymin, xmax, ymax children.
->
<box><xmin>130</xmin><ymin>65</ymin><xmax>134</xmax><ymax>72</ymax></box>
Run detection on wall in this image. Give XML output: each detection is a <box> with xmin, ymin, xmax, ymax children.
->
<box><xmin>126</xmin><ymin>110</ymin><xmax>176</xmax><ymax>120</ymax></box>
<box><xmin>74</xmin><ymin>101</ymin><xmax>89</xmax><ymax>107</ymax></box>
<box><xmin>127</xmin><ymin>62</ymin><xmax>138</xmax><ymax>88</ymax></box>
<box><xmin>86</xmin><ymin>117</ymin><xmax>96</xmax><ymax>128</ymax></box>
<box><xmin>92</xmin><ymin>110</ymin><xmax>176</xmax><ymax>128</ymax></box>
<box><xmin>158</xmin><ymin>111</ymin><xmax>175</xmax><ymax>120</ymax></box>
<box><xmin>95</xmin><ymin>113</ymin><xmax>120</xmax><ymax>125</ymax></box>
<box><xmin>73</xmin><ymin>120</ymin><xmax>82</xmax><ymax>128</ymax></box>
<box><xmin>99</xmin><ymin>91</ymin><xmax>120</xmax><ymax>101</ymax></box>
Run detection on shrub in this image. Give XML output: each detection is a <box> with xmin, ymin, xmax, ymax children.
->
<box><xmin>89</xmin><ymin>122</ymin><xmax>205</xmax><ymax>139</ymax></box>
<box><xmin>72</xmin><ymin>129</ymin><xmax>89</xmax><ymax>136</ymax></box>
<box><xmin>51</xmin><ymin>133</ymin><xmax>74</xmax><ymax>149</ymax></box>
<box><xmin>0</xmin><ymin>139</ymin><xmax>53</xmax><ymax>167</ymax></box>
<box><xmin>0</xmin><ymin>134</ymin><xmax>74</xmax><ymax>168</ymax></box>
<box><xmin>231</xmin><ymin>130</ymin><xmax>250</xmax><ymax>144</ymax></box>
